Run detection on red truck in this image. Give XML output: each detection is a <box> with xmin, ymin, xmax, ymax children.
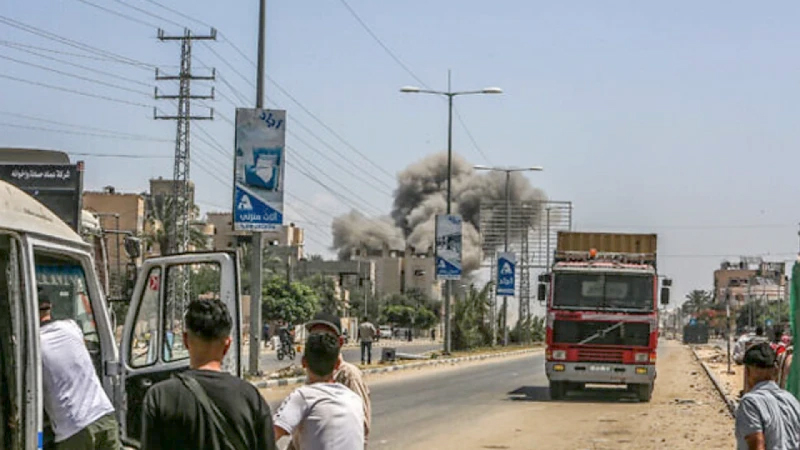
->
<box><xmin>540</xmin><ymin>232</ymin><xmax>671</xmax><ymax>402</ymax></box>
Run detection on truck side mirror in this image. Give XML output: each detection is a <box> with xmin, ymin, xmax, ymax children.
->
<box><xmin>124</xmin><ymin>236</ymin><xmax>142</xmax><ymax>259</ymax></box>
<box><xmin>537</xmin><ymin>283</ymin><xmax>547</xmax><ymax>301</ymax></box>
<box><xmin>538</xmin><ymin>273</ymin><xmax>552</xmax><ymax>283</ymax></box>
<box><xmin>660</xmin><ymin>287</ymin><xmax>670</xmax><ymax>305</ymax></box>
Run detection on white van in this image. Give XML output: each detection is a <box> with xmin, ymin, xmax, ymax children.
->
<box><xmin>0</xmin><ymin>180</ymin><xmax>243</xmax><ymax>449</ymax></box>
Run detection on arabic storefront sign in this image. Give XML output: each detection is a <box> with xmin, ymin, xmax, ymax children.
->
<box><xmin>0</xmin><ymin>163</ymin><xmax>83</xmax><ymax>231</ymax></box>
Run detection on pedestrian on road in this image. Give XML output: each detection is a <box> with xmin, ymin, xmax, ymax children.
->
<box><xmin>304</xmin><ymin>312</ymin><xmax>372</xmax><ymax>446</ymax></box>
<box><xmin>273</xmin><ymin>333</ymin><xmax>364</xmax><ymax>450</ymax></box>
<box><xmin>735</xmin><ymin>342</ymin><xmax>800</xmax><ymax>450</ymax></box>
<box><xmin>263</xmin><ymin>323</ymin><xmax>271</xmax><ymax>348</ymax></box>
<box><xmin>39</xmin><ymin>290</ymin><xmax>120</xmax><ymax>450</ymax></box>
<box><xmin>359</xmin><ymin>317</ymin><xmax>376</xmax><ymax>365</ymax></box>
<box><xmin>141</xmin><ymin>298</ymin><xmax>276</xmax><ymax>450</ymax></box>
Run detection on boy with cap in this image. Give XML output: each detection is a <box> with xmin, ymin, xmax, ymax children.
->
<box><xmin>736</xmin><ymin>342</ymin><xmax>800</xmax><ymax>450</ymax></box>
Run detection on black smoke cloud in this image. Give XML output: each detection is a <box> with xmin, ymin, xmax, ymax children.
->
<box><xmin>331</xmin><ymin>153</ymin><xmax>547</xmax><ymax>273</ymax></box>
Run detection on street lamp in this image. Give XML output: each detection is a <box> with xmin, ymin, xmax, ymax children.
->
<box><xmin>401</xmin><ymin>71</ymin><xmax>502</xmax><ymax>354</ymax></box>
<box><xmin>474</xmin><ymin>165</ymin><xmax>544</xmax><ymax>346</ymax></box>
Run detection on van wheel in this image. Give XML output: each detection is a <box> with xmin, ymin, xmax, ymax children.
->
<box><xmin>549</xmin><ymin>381</ymin><xmax>566</xmax><ymax>400</ymax></box>
<box><xmin>636</xmin><ymin>383</ymin><xmax>653</xmax><ymax>402</ymax></box>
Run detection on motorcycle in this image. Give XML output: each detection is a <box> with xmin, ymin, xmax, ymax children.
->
<box><xmin>277</xmin><ymin>340</ymin><xmax>296</xmax><ymax>361</ymax></box>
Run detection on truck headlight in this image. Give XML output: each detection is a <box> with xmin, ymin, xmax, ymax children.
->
<box><xmin>635</xmin><ymin>352</ymin><xmax>649</xmax><ymax>362</ymax></box>
<box><xmin>552</xmin><ymin>350</ymin><xmax>567</xmax><ymax>360</ymax></box>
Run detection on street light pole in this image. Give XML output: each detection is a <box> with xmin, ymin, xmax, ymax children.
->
<box><xmin>401</xmin><ymin>73</ymin><xmax>503</xmax><ymax>354</ymax></box>
<box><xmin>474</xmin><ymin>165</ymin><xmax>543</xmax><ymax>346</ymax></box>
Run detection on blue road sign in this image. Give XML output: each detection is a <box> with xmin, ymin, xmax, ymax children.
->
<box><xmin>497</xmin><ymin>252</ymin><xmax>516</xmax><ymax>296</ymax></box>
<box><xmin>689</xmin><ymin>318</ymin><xmax>697</xmax><ymax>326</ymax></box>
<box><xmin>766</xmin><ymin>319</ymin><xmax>774</xmax><ymax>327</ymax></box>
<box><xmin>435</xmin><ymin>214</ymin><xmax>462</xmax><ymax>280</ymax></box>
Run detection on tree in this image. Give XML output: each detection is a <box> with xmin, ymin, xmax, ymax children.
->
<box><xmin>452</xmin><ymin>282</ymin><xmax>494</xmax><ymax>350</ymax></box>
<box><xmin>380</xmin><ymin>290</ymin><xmax>440</xmax><ymax>330</ymax></box>
<box><xmin>142</xmin><ymin>195</ymin><xmax>208</xmax><ymax>255</ymax></box>
<box><xmin>261</xmin><ymin>276</ymin><xmax>319</xmax><ymax>325</ymax></box>
<box><xmin>303</xmin><ymin>274</ymin><xmax>343</xmax><ymax>315</ymax></box>
<box><xmin>682</xmin><ymin>290</ymin><xmax>713</xmax><ymax>315</ymax></box>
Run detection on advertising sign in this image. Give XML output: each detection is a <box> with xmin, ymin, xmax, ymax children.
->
<box><xmin>435</xmin><ymin>214</ymin><xmax>462</xmax><ymax>280</ymax></box>
<box><xmin>497</xmin><ymin>252</ymin><xmax>516</xmax><ymax>296</ymax></box>
<box><xmin>233</xmin><ymin>109</ymin><xmax>286</xmax><ymax>231</ymax></box>
<box><xmin>0</xmin><ymin>163</ymin><xmax>83</xmax><ymax>231</ymax></box>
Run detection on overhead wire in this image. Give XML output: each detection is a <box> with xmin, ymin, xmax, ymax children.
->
<box><xmin>0</xmin><ymin>121</ymin><xmax>166</xmax><ymax>142</ymax></box>
<box><xmin>109</xmin><ymin>0</ymin><xmax>184</xmax><ymax>29</ymax></box>
<box><xmin>0</xmin><ymin>53</ymin><xmax>151</xmax><ymax>96</ymax></box>
<box><xmin>0</xmin><ymin>111</ymin><xmax>170</xmax><ymax>141</ymax></box>
<box><xmin>75</xmin><ymin>0</ymin><xmax>159</xmax><ymax>28</ymax></box>
<box><xmin>334</xmin><ymin>0</ymin><xmax>492</xmax><ymax>164</ymax></box>
<box><xmin>0</xmin><ymin>73</ymin><xmax>152</xmax><ymax>108</ymax></box>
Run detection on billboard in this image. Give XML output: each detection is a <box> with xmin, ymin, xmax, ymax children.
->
<box><xmin>233</xmin><ymin>109</ymin><xmax>286</xmax><ymax>231</ymax></box>
<box><xmin>0</xmin><ymin>163</ymin><xmax>83</xmax><ymax>231</ymax></box>
<box><xmin>435</xmin><ymin>214</ymin><xmax>462</xmax><ymax>280</ymax></box>
<box><xmin>497</xmin><ymin>252</ymin><xmax>516</xmax><ymax>296</ymax></box>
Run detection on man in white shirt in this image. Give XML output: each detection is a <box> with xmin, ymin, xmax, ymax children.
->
<box><xmin>39</xmin><ymin>292</ymin><xmax>119</xmax><ymax>449</ymax></box>
<box><xmin>273</xmin><ymin>333</ymin><xmax>364</xmax><ymax>450</ymax></box>
<box><xmin>358</xmin><ymin>318</ymin><xmax>376</xmax><ymax>365</ymax></box>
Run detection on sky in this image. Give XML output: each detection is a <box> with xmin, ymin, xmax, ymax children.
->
<box><xmin>2</xmin><ymin>0</ymin><xmax>800</xmax><ymax>307</ymax></box>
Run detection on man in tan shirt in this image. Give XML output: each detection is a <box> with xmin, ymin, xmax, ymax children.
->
<box><xmin>302</xmin><ymin>312</ymin><xmax>371</xmax><ymax>443</ymax></box>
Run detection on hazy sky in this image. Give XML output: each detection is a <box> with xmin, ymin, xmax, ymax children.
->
<box><xmin>3</xmin><ymin>0</ymin><xmax>800</xmax><ymax>306</ymax></box>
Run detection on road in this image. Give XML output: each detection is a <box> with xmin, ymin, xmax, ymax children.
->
<box><xmin>258</xmin><ymin>340</ymin><xmax>441</xmax><ymax>375</ymax></box>
<box><xmin>265</xmin><ymin>340</ymin><xmax>734</xmax><ymax>449</ymax></box>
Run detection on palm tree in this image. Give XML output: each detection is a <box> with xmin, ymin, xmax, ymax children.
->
<box><xmin>683</xmin><ymin>290</ymin><xmax>713</xmax><ymax>315</ymax></box>
<box><xmin>142</xmin><ymin>195</ymin><xmax>208</xmax><ymax>255</ymax></box>
<box><xmin>453</xmin><ymin>282</ymin><xmax>494</xmax><ymax>350</ymax></box>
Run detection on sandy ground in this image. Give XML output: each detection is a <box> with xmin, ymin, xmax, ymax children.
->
<box><xmin>406</xmin><ymin>341</ymin><xmax>734</xmax><ymax>450</ymax></box>
<box><xmin>695</xmin><ymin>342</ymin><xmax>744</xmax><ymax>401</ymax></box>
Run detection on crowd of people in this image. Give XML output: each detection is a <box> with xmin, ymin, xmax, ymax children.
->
<box><xmin>39</xmin><ymin>291</ymin><xmax>370</xmax><ymax>450</ymax></box>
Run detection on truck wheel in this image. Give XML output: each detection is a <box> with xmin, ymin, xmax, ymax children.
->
<box><xmin>636</xmin><ymin>383</ymin><xmax>653</xmax><ymax>402</ymax></box>
<box><xmin>549</xmin><ymin>381</ymin><xmax>566</xmax><ymax>400</ymax></box>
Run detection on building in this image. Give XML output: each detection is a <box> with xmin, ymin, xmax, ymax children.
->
<box><xmin>349</xmin><ymin>244</ymin><xmax>442</xmax><ymax>300</ymax></box>
<box><xmin>205</xmin><ymin>211</ymin><xmax>305</xmax><ymax>262</ymax></box>
<box><xmin>83</xmin><ymin>187</ymin><xmax>146</xmax><ymax>297</ymax></box>
<box><xmin>714</xmin><ymin>258</ymin><xmax>787</xmax><ymax>304</ymax></box>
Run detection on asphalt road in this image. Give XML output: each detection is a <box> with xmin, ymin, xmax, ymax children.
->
<box><xmin>258</xmin><ymin>340</ymin><xmax>441</xmax><ymax>375</ymax></box>
<box><xmin>367</xmin><ymin>352</ymin><xmax>546</xmax><ymax>448</ymax></box>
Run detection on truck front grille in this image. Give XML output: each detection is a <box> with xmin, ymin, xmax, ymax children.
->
<box><xmin>577</xmin><ymin>347</ymin><xmax>625</xmax><ymax>363</ymax></box>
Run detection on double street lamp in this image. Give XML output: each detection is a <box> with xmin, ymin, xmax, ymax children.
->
<box><xmin>401</xmin><ymin>71</ymin><xmax>502</xmax><ymax>354</ymax></box>
<box><xmin>474</xmin><ymin>165</ymin><xmax>543</xmax><ymax>346</ymax></box>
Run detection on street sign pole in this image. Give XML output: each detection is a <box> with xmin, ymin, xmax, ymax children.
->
<box><xmin>435</xmin><ymin>214</ymin><xmax>462</xmax><ymax>354</ymax></box>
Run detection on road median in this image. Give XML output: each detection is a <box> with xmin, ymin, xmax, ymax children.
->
<box><xmin>250</xmin><ymin>344</ymin><xmax>542</xmax><ymax>389</ymax></box>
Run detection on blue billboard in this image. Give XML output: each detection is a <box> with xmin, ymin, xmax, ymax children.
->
<box><xmin>435</xmin><ymin>214</ymin><xmax>462</xmax><ymax>280</ymax></box>
<box><xmin>497</xmin><ymin>252</ymin><xmax>516</xmax><ymax>296</ymax></box>
<box><xmin>233</xmin><ymin>109</ymin><xmax>286</xmax><ymax>231</ymax></box>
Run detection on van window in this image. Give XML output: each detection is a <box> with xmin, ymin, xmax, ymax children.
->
<box><xmin>129</xmin><ymin>267</ymin><xmax>161</xmax><ymax>368</ymax></box>
<box><xmin>34</xmin><ymin>252</ymin><xmax>101</xmax><ymax>368</ymax></box>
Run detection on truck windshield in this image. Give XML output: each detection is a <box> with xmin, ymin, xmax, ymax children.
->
<box><xmin>553</xmin><ymin>273</ymin><xmax>654</xmax><ymax>311</ymax></box>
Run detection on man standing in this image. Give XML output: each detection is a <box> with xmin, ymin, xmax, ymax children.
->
<box><xmin>305</xmin><ymin>312</ymin><xmax>371</xmax><ymax>443</ymax></box>
<box><xmin>273</xmin><ymin>333</ymin><xmax>364</xmax><ymax>449</ymax></box>
<box><xmin>358</xmin><ymin>317</ymin><xmax>376</xmax><ymax>365</ymax></box>
<box><xmin>39</xmin><ymin>291</ymin><xmax>120</xmax><ymax>450</ymax></box>
<box><xmin>735</xmin><ymin>343</ymin><xmax>800</xmax><ymax>450</ymax></box>
<box><xmin>141</xmin><ymin>298</ymin><xmax>275</xmax><ymax>450</ymax></box>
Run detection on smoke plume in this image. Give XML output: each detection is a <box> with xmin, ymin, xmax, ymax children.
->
<box><xmin>331</xmin><ymin>152</ymin><xmax>547</xmax><ymax>273</ymax></box>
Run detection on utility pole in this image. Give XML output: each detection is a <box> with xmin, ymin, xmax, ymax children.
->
<box><xmin>155</xmin><ymin>28</ymin><xmax>216</xmax><ymax>322</ymax></box>
<box><xmin>155</xmin><ymin>28</ymin><xmax>216</xmax><ymax>255</ymax></box>
<box><xmin>248</xmin><ymin>0</ymin><xmax>268</xmax><ymax>376</ymax></box>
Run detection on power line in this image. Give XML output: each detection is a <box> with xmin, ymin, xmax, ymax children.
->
<box><xmin>0</xmin><ymin>121</ymin><xmax>168</xmax><ymax>142</ymax></box>
<box><xmin>69</xmin><ymin>151</ymin><xmax>170</xmax><ymax>158</ymax></box>
<box><xmin>109</xmin><ymin>0</ymin><xmax>184</xmax><ymax>28</ymax></box>
<box><xmin>75</xmin><ymin>0</ymin><xmax>159</xmax><ymax>28</ymax></box>
<box><xmin>140</xmin><ymin>0</ymin><xmax>212</xmax><ymax>28</ymax></box>
<box><xmin>0</xmin><ymin>15</ymin><xmax>155</xmax><ymax>69</ymax></box>
<box><xmin>0</xmin><ymin>73</ymin><xmax>152</xmax><ymax>108</ymax></box>
<box><xmin>0</xmin><ymin>111</ymin><xmax>170</xmax><ymax>141</ymax></box>
<box><xmin>0</xmin><ymin>53</ymin><xmax>151</xmax><ymax>96</ymax></box>
<box><xmin>0</xmin><ymin>41</ymin><xmax>153</xmax><ymax>87</ymax></box>
<box><xmin>287</xmin><ymin>159</ymin><xmax>382</xmax><ymax>217</ymax></box>
<box><xmin>286</xmin><ymin>145</ymin><xmax>384</xmax><ymax>215</ymax></box>
<box><xmin>333</xmin><ymin>0</ymin><xmax>492</xmax><ymax>164</ymax></box>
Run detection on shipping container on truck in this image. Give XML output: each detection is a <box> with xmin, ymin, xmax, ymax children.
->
<box><xmin>539</xmin><ymin>231</ymin><xmax>671</xmax><ymax>402</ymax></box>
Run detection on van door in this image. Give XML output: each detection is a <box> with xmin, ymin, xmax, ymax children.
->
<box><xmin>119</xmin><ymin>252</ymin><xmax>241</xmax><ymax>445</ymax></box>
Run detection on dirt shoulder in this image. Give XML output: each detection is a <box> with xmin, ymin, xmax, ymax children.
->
<box><xmin>695</xmin><ymin>342</ymin><xmax>744</xmax><ymax>403</ymax></box>
<box><xmin>416</xmin><ymin>341</ymin><xmax>734</xmax><ymax>450</ymax></box>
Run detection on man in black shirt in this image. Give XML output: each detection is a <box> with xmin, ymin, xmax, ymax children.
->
<box><xmin>141</xmin><ymin>298</ymin><xmax>275</xmax><ymax>450</ymax></box>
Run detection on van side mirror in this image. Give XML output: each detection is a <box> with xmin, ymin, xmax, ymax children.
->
<box><xmin>538</xmin><ymin>273</ymin><xmax>552</xmax><ymax>283</ymax></box>
<box><xmin>124</xmin><ymin>236</ymin><xmax>142</xmax><ymax>259</ymax></box>
<box><xmin>537</xmin><ymin>283</ymin><xmax>547</xmax><ymax>301</ymax></box>
<box><xmin>660</xmin><ymin>287</ymin><xmax>670</xmax><ymax>305</ymax></box>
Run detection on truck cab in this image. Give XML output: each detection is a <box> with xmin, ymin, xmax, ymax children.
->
<box><xmin>0</xmin><ymin>180</ymin><xmax>242</xmax><ymax>449</ymax></box>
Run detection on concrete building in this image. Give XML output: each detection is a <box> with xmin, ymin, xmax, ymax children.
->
<box><xmin>714</xmin><ymin>258</ymin><xmax>787</xmax><ymax>304</ymax></box>
<box><xmin>349</xmin><ymin>244</ymin><xmax>442</xmax><ymax>300</ymax></box>
<box><xmin>205</xmin><ymin>211</ymin><xmax>305</xmax><ymax>262</ymax></box>
<box><xmin>83</xmin><ymin>187</ymin><xmax>146</xmax><ymax>297</ymax></box>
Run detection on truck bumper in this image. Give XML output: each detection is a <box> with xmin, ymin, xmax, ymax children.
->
<box><xmin>546</xmin><ymin>361</ymin><xmax>656</xmax><ymax>385</ymax></box>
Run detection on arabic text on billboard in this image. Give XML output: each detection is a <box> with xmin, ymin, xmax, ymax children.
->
<box><xmin>0</xmin><ymin>164</ymin><xmax>83</xmax><ymax>231</ymax></box>
<box><xmin>435</xmin><ymin>214</ymin><xmax>462</xmax><ymax>280</ymax></box>
<box><xmin>233</xmin><ymin>109</ymin><xmax>286</xmax><ymax>231</ymax></box>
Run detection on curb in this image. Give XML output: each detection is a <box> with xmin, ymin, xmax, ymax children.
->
<box><xmin>690</xmin><ymin>345</ymin><xmax>737</xmax><ymax>417</ymax></box>
<box><xmin>251</xmin><ymin>347</ymin><xmax>542</xmax><ymax>389</ymax></box>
